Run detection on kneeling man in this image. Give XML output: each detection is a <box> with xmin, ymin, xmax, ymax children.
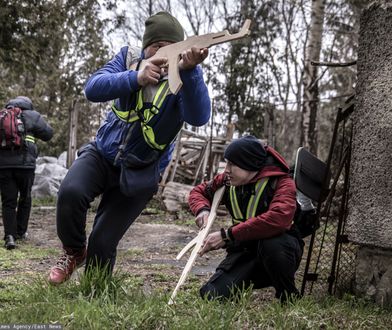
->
<box><xmin>188</xmin><ymin>135</ymin><xmax>304</xmax><ymax>303</ymax></box>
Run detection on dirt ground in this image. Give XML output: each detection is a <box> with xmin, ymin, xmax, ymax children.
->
<box><xmin>0</xmin><ymin>198</ymin><xmax>278</xmax><ymax>302</ymax></box>
<box><xmin>0</xmin><ymin>198</ymin><xmax>231</xmax><ymax>292</ymax></box>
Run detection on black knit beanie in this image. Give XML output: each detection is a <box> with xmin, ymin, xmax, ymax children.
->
<box><xmin>224</xmin><ymin>135</ymin><xmax>267</xmax><ymax>171</ymax></box>
<box><xmin>142</xmin><ymin>11</ymin><xmax>184</xmax><ymax>49</ymax></box>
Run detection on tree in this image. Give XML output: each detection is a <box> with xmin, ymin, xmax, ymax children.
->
<box><xmin>301</xmin><ymin>0</ymin><xmax>326</xmax><ymax>155</ymax></box>
<box><xmin>210</xmin><ymin>0</ymin><xmax>282</xmax><ymax>142</ymax></box>
<box><xmin>316</xmin><ymin>0</ymin><xmax>366</xmax><ymax>159</ymax></box>
<box><xmin>0</xmin><ymin>0</ymin><xmax>365</xmax><ymax>162</ymax></box>
<box><xmin>0</xmin><ymin>0</ymin><xmax>110</xmax><ymax>156</ymax></box>
<box><xmin>263</xmin><ymin>0</ymin><xmax>308</xmax><ymax>158</ymax></box>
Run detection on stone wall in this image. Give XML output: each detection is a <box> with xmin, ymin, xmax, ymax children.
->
<box><xmin>346</xmin><ymin>1</ymin><xmax>392</xmax><ymax>305</ymax></box>
<box><xmin>355</xmin><ymin>247</ymin><xmax>392</xmax><ymax>306</ymax></box>
<box><xmin>346</xmin><ymin>2</ymin><xmax>392</xmax><ymax>248</ymax></box>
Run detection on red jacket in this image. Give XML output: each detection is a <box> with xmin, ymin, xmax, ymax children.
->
<box><xmin>188</xmin><ymin>146</ymin><xmax>297</xmax><ymax>241</ymax></box>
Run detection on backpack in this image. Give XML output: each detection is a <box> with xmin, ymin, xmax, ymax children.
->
<box><xmin>292</xmin><ymin>202</ymin><xmax>319</xmax><ymax>238</ymax></box>
<box><xmin>292</xmin><ymin>147</ymin><xmax>330</xmax><ymax>238</ymax></box>
<box><xmin>266</xmin><ymin>177</ymin><xmax>319</xmax><ymax>239</ymax></box>
<box><xmin>0</xmin><ymin>106</ymin><xmax>25</xmax><ymax>149</ymax></box>
<box><xmin>267</xmin><ymin>147</ymin><xmax>329</xmax><ymax>238</ymax></box>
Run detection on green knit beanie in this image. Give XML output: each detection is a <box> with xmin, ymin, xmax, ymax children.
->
<box><xmin>142</xmin><ymin>11</ymin><xmax>184</xmax><ymax>49</ymax></box>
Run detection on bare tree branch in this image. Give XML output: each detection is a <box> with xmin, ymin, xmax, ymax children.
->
<box><xmin>311</xmin><ymin>60</ymin><xmax>357</xmax><ymax>67</ymax></box>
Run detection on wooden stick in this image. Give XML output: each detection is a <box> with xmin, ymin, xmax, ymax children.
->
<box><xmin>168</xmin><ymin>186</ymin><xmax>225</xmax><ymax>305</ymax></box>
<box><xmin>176</xmin><ymin>236</ymin><xmax>197</xmax><ymax>260</ymax></box>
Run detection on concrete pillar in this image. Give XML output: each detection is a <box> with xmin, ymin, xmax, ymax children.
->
<box><xmin>346</xmin><ymin>1</ymin><xmax>392</xmax><ymax>306</ymax></box>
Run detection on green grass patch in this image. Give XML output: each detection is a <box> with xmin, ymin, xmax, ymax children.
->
<box><xmin>118</xmin><ymin>248</ymin><xmax>145</xmax><ymax>258</ymax></box>
<box><xmin>142</xmin><ymin>207</ymin><xmax>164</xmax><ymax>216</ymax></box>
<box><xmin>0</xmin><ymin>277</ymin><xmax>27</xmax><ymax>306</ymax></box>
<box><xmin>0</xmin><ymin>269</ymin><xmax>391</xmax><ymax>329</ymax></box>
<box><xmin>0</xmin><ymin>245</ymin><xmax>58</xmax><ymax>270</ymax></box>
<box><xmin>174</xmin><ymin>217</ymin><xmax>196</xmax><ymax>227</ymax></box>
<box><xmin>32</xmin><ymin>196</ymin><xmax>57</xmax><ymax>207</ymax></box>
<box><xmin>149</xmin><ymin>272</ymin><xmax>176</xmax><ymax>283</ymax></box>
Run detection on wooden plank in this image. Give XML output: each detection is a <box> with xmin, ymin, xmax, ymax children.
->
<box><xmin>200</xmin><ymin>141</ymin><xmax>210</xmax><ymax>181</ymax></box>
<box><xmin>182</xmin><ymin>149</ymin><xmax>203</xmax><ymax>163</ymax></box>
<box><xmin>168</xmin><ymin>130</ymin><xmax>184</xmax><ymax>183</ymax></box>
<box><xmin>192</xmin><ymin>143</ymin><xmax>207</xmax><ymax>184</ymax></box>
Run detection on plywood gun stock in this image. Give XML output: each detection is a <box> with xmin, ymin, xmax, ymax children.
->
<box><xmin>168</xmin><ymin>186</ymin><xmax>225</xmax><ymax>305</ymax></box>
<box><xmin>146</xmin><ymin>19</ymin><xmax>251</xmax><ymax>94</ymax></box>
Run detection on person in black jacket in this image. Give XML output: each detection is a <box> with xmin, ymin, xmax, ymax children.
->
<box><xmin>0</xmin><ymin>96</ymin><xmax>53</xmax><ymax>249</ymax></box>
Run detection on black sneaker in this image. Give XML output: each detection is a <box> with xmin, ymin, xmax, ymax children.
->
<box><xmin>15</xmin><ymin>232</ymin><xmax>29</xmax><ymax>240</ymax></box>
<box><xmin>4</xmin><ymin>235</ymin><xmax>16</xmax><ymax>250</ymax></box>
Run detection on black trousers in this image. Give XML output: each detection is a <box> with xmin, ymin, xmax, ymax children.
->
<box><xmin>0</xmin><ymin>168</ymin><xmax>35</xmax><ymax>239</ymax></box>
<box><xmin>200</xmin><ymin>233</ymin><xmax>304</xmax><ymax>302</ymax></box>
<box><xmin>56</xmin><ymin>144</ymin><xmax>153</xmax><ymax>272</ymax></box>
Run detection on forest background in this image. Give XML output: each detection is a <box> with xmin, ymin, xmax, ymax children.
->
<box><xmin>0</xmin><ymin>0</ymin><xmax>365</xmax><ymax>164</ymax></box>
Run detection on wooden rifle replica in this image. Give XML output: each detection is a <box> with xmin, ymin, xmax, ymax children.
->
<box><xmin>168</xmin><ymin>186</ymin><xmax>225</xmax><ymax>305</ymax></box>
<box><xmin>142</xmin><ymin>19</ymin><xmax>251</xmax><ymax>95</ymax></box>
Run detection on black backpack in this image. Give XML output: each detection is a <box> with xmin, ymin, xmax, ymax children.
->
<box><xmin>292</xmin><ymin>147</ymin><xmax>329</xmax><ymax>238</ymax></box>
<box><xmin>267</xmin><ymin>147</ymin><xmax>328</xmax><ymax>238</ymax></box>
<box><xmin>292</xmin><ymin>205</ymin><xmax>318</xmax><ymax>238</ymax></box>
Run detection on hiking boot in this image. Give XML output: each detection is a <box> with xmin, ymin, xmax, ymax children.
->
<box><xmin>4</xmin><ymin>235</ymin><xmax>16</xmax><ymax>250</ymax></box>
<box><xmin>48</xmin><ymin>247</ymin><xmax>87</xmax><ymax>284</ymax></box>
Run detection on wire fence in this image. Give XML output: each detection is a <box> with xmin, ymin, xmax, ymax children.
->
<box><xmin>300</xmin><ymin>99</ymin><xmax>358</xmax><ymax>298</ymax></box>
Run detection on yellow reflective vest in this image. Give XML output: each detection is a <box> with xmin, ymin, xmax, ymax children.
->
<box><xmin>111</xmin><ymin>80</ymin><xmax>170</xmax><ymax>151</ymax></box>
<box><xmin>229</xmin><ymin>177</ymin><xmax>270</xmax><ymax>223</ymax></box>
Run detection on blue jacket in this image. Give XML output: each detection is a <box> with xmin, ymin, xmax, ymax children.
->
<box><xmin>84</xmin><ymin>46</ymin><xmax>211</xmax><ymax>172</ymax></box>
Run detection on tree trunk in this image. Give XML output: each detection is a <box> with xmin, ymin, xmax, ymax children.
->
<box><xmin>264</xmin><ymin>105</ymin><xmax>276</xmax><ymax>148</ymax></box>
<box><xmin>67</xmin><ymin>100</ymin><xmax>78</xmax><ymax>169</ymax></box>
<box><xmin>301</xmin><ymin>0</ymin><xmax>325</xmax><ymax>155</ymax></box>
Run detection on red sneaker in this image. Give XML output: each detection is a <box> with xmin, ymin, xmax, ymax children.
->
<box><xmin>48</xmin><ymin>248</ymin><xmax>87</xmax><ymax>284</ymax></box>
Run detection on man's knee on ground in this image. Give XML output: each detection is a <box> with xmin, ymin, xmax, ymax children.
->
<box><xmin>200</xmin><ymin>282</ymin><xmax>220</xmax><ymax>300</ymax></box>
<box><xmin>278</xmin><ymin>289</ymin><xmax>301</xmax><ymax>304</ymax></box>
<box><xmin>200</xmin><ymin>279</ymin><xmax>234</xmax><ymax>301</ymax></box>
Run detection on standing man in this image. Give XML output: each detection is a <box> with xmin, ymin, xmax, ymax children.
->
<box><xmin>48</xmin><ymin>11</ymin><xmax>211</xmax><ymax>284</ymax></box>
<box><xmin>189</xmin><ymin>136</ymin><xmax>304</xmax><ymax>303</ymax></box>
<box><xmin>0</xmin><ymin>96</ymin><xmax>53</xmax><ymax>249</ymax></box>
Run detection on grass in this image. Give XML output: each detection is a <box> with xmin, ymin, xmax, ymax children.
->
<box><xmin>0</xmin><ymin>244</ymin><xmax>58</xmax><ymax>270</ymax></box>
<box><xmin>1</xmin><ymin>198</ymin><xmax>390</xmax><ymax>329</ymax></box>
<box><xmin>0</xmin><ymin>267</ymin><xmax>391</xmax><ymax>329</ymax></box>
<box><xmin>32</xmin><ymin>196</ymin><xmax>58</xmax><ymax>207</ymax></box>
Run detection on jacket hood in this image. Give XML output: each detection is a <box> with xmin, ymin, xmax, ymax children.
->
<box><xmin>251</xmin><ymin>146</ymin><xmax>289</xmax><ymax>182</ymax></box>
<box><xmin>6</xmin><ymin>96</ymin><xmax>34</xmax><ymax>110</ymax></box>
